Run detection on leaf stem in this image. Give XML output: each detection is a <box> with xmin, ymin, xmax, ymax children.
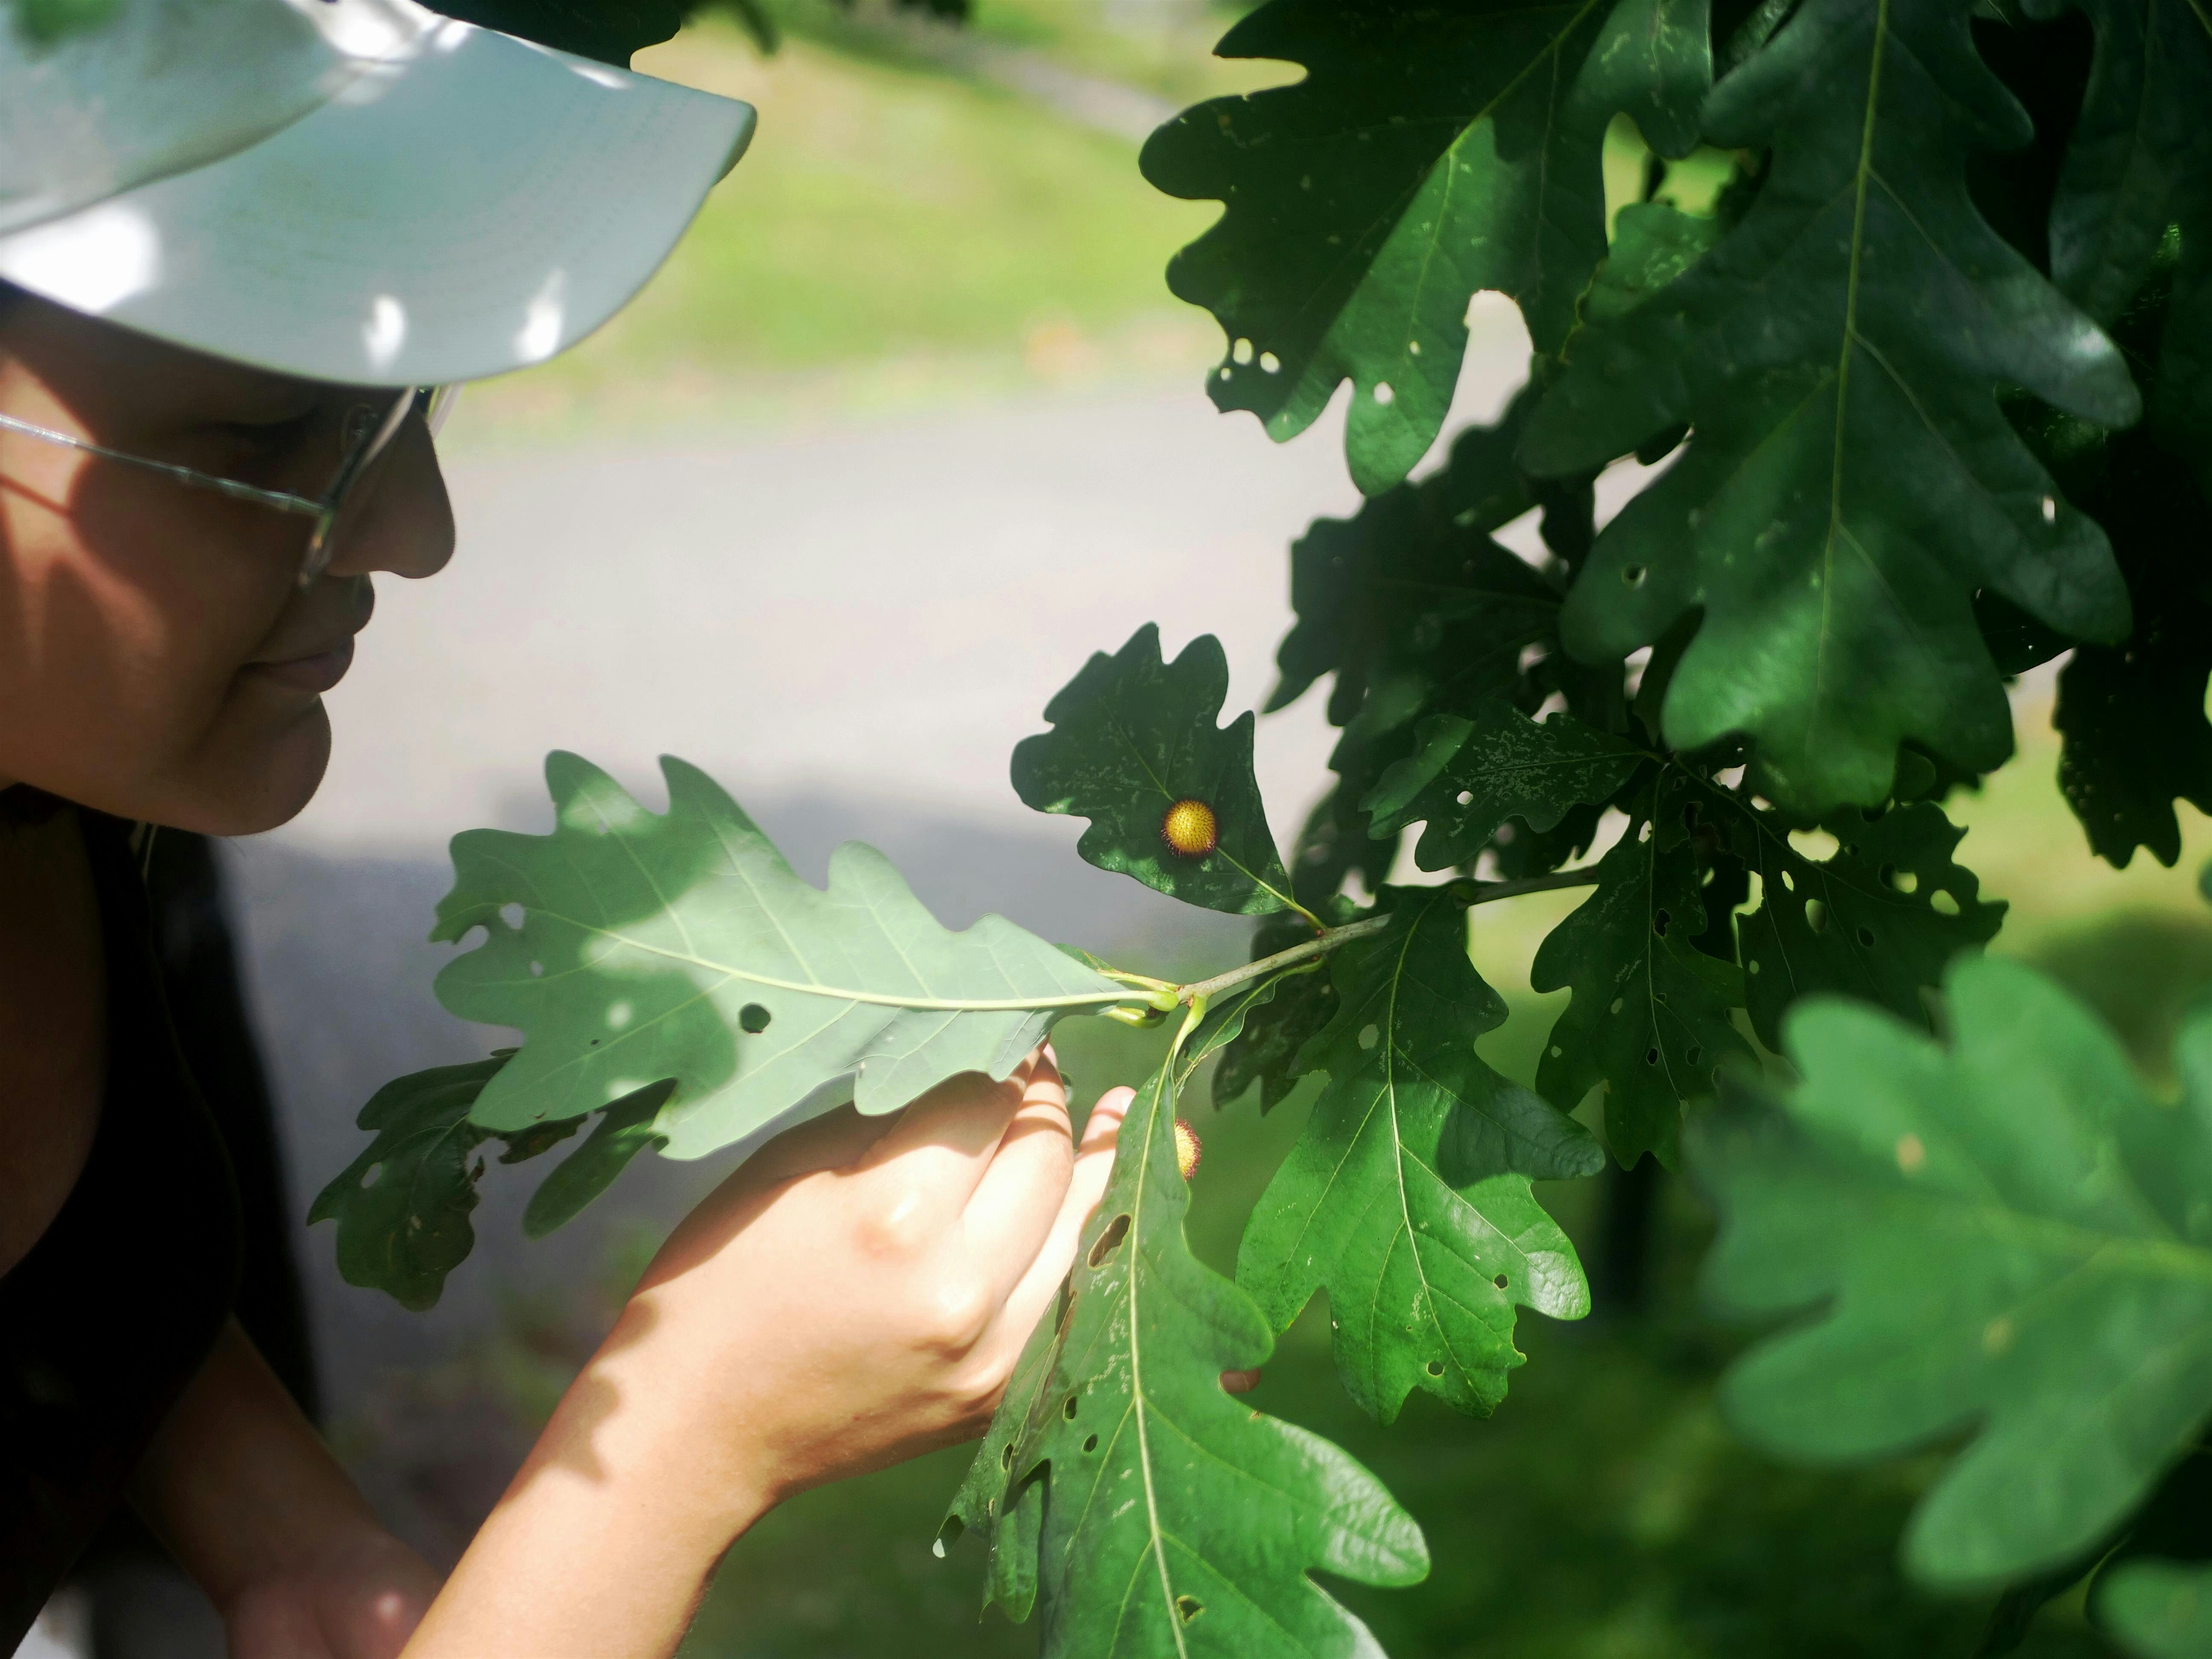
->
<box><xmin>563</xmin><ymin>871</ymin><xmax>1605</xmax><ymax>1028</ymax></box>
<box><xmin>1173</xmin><ymin>915</ymin><xmax>1392</xmax><ymax>1005</ymax></box>
<box><xmin>1168</xmin><ymin>867</ymin><xmax>1606</xmax><ymax>1007</ymax></box>
<box><xmin>1099</xmin><ymin>966</ymin><xmax>1179</xmax><ymax>993</ymax></box>
<box><xmin>1444</xmin><ymin>867</ymin><xmax>1606</xmax><ymax>906</ymax></box>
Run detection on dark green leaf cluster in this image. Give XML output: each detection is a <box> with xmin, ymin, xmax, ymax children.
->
<box><xmin>1154</xmin><ymin>0</ymin><xmax>2212</xmax><ymax>861</ymax></box>
<box><xmin>1242</xmin><ymin>388</ymin><xmax>2003</xmax><ymax>1165</ymax></box>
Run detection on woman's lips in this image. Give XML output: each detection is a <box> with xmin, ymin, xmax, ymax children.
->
<box><xmin>245</xmin><ymin>637</ymin><xmax>355</xmax><ymax>694</ymax></box>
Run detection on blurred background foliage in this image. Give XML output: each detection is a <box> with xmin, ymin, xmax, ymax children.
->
<box><xmin>456</xmin><ymin>0</ymin><xmax>1283</xmax><ymax>435</ymax></box>
<box><xmin>385</xmin><ymin>2</ymin><xmax>2212</xmax><ymax>1653</ymax></box>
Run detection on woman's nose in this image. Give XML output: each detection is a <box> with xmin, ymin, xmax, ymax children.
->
<box><xmin>322</xmin><ymin>412</ymin><xmax>455</xmax><ymax>582</ymax></box>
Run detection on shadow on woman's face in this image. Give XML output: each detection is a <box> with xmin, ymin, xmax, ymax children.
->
<box><xmin>0</xmin><ymin>290</ymin><xmax>455</xmax><ymax>834</ymax></box>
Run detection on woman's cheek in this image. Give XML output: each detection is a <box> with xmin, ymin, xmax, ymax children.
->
<box><xmin>0</xmin><ymin>493</ymin><xmax>306</xmax><ymax>828</ymax></box>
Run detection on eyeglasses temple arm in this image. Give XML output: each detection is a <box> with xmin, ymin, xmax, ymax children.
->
<box><xmin>0</xmin><ymin>409</ymin><xmax>327</xmax><ymax>518</ymax></box>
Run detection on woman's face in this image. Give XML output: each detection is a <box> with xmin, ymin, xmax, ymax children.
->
<box><xmin>0</xmin><ymin>293</ymin><xmax>454</xmax><ymax>834</ymax></box>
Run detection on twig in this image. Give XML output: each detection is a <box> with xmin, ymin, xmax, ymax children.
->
<box><xmin>1166</xmin><ymin>867</ymin><xmax>1606</xmax><ymax>1008</ymax></box>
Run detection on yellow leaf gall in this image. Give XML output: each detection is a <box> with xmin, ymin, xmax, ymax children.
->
<box><xmin>1160</xmin><ymin>797</ymin><xmax>1220</xmax><ymax>859</ymax></box>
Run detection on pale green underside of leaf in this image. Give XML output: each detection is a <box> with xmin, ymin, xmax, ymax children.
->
<box><xmin>1525</xmin><ymin>0</ymin><xmax>2140</xmax><ymax>812</ymax></box>
<box><xmin>946</xmin><ymin>1047</ymin><xmax>1428</xmax><ymax>1656</ymax></box>
<box><xmin>1238</xmin><ymin>891</ymin><xmax>1598</xmax><ymax>1423</ymax></box>
<box><xmin>431</xmin><ymin>752</ymin><xmax>1123</xmax><ymax>1160</ymax></box>
<box><xmin>1141</xmin><ymin>0</ymin><xmax>1616</xmax><ymax>495</ymax></box>
<box><xmin>1696</xmin><ymin>956</ymin><xmax>2212</xmax><ymax>1588</ymax></box>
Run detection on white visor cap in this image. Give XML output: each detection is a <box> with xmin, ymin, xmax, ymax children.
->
<box><xmin>0</xmin><ymin>0</ymin><xmax>754</xmax><ymax>386</ymax></box>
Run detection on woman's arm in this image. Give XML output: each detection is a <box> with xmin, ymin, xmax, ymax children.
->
<box><xmin>405</xmin><ymin>1051</ymin><xmax>1123</xmax><ymax>1659</ymax></box>
<box><xmin>127</xmin><ymin>1317</ymin><xmax>441</xmax><ymax>1659</ymax></box>
<box><xmin>131</xmin><ymin>1050</ymin><xmax>1116</xmax><ymax>1659</ymax></box>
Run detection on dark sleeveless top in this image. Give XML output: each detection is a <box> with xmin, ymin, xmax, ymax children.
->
<box><xmin>0</xmin><ymin>809</ymin><xmax>244</xmax><ymax>1649</ymax></box>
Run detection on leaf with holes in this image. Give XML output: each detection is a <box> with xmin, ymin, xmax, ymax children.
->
<box><xmin>944</xmin><ymin>1048</ymin><xmax>1430</xmax><ymax>1653</ymax></box>
<box><xmin>1266</xmin><ymin>390</ymin><xmax>1595</xmax><ymax>908</ymax></box>
<box><xmin>1530</xmin><ymin>773</ymin><xmax>1752</xmax><ymax>1166</ymax></box>
<box><xmin>1694</xmin><ymin>955</ymin><xmax>2212</xmax><ymax>1587</ymax></box>
<box><xmin>1238</xmin><ymin>889</ymin><xmax>1597</xmax><ymax>1422</ymax></box>
<box><xmin>1012</xmin><ymin>625</ymin><xmax>1296</xmax><ymax>917</ymax></box>
<box><xmin>309</xmin><ymin>1058</ymin><xmax>508</xmax><ymax>1312</ymax></box>
<box><xmin>1140</xmin><ymin>0</ymin><xmax>1618</xmax><ymax>495</ymax></box>
<box><xmin>431</xmin><ymin>752</ymin><xmax>1127</xmax><ymax>1161</ymax></box>
<box><xmin>1700</xmin><ymin>790</ymin><xmax>2004</xmax><ymax>1051</ymax></box>
<box><xmin>311</xmin><ymin>1062</ymin><xmax>687</xmax><ymax>1307</ymax></box>
<box><xmin>1522</xmin><ymin>0</ymin><xmax>2141</xmax><ymax>812</ymax></box>
<box><xmin>1363</xmin><ymin>701</ymin><xmax>1648</xmax><ymax>870</ymax></box>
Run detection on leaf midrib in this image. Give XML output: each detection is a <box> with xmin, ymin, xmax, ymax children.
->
<box><xmin>1811</xmin><ymin>0</ymin><xmax>1891</xmax><ymax>762</ymax></box>
<box><xmin>1123</xmin><ymin>1066</ymin><xmax>1190</xmax><ymax>1659</ymax></box>
<box><xmin>514</xmin><ymin>909</ymin><xmax>1129</xmax><ymax>1013</ymax></box>
<box><xmin>1275</xmin><ymin>0</ymin><xmax>1608</xmax><ymax>341</ymax></box>
<box><xmin>1107</xmin><ymin>714</ymin><xmax>1298</xmax><ymax>914</ymax></box>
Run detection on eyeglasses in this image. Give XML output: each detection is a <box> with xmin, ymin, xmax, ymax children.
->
<box><xmin>0</xmin><ymin>383</ymin><xmax>460</xmax><ymax>587</ymax></box>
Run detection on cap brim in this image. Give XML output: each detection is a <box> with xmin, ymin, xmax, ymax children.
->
<box><xmin>0</xmin><ymin>17</ymin><xmax>754</xmax><ymax>386</ymax></box>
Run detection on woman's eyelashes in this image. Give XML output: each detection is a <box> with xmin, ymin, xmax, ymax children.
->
<box><xmin>205</xmin><ymin>405</ymin><xmax>325</xmax><ymax>479</ymax></box>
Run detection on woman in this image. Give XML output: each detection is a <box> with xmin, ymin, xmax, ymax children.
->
<box><xmin>0</xmin><ymin>1</ymin><xmax>1132</xmax><ymax>1653</ymax></box>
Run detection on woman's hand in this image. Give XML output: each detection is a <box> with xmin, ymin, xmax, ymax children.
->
<box><xmin>223</xmin><ymin>1525</ymin><xmax>440</xmax><ymax>1659</ymax></box>
<box><xmin>124</xmin><ymin>1319</ymin><xmax>442</xmax><ymax>1659</ymax></box>
<box><xmin>404</xmin><ymin>1051</ymin><xmax>1126</xmax><ymax>1659</ymax></box>
<box><xmin>608</xmin><ymin>1048</ymin><xmax>1123</xmax><ymax>1510</ymax></box>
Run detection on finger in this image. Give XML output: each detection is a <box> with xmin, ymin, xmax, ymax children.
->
<box><xmin>1221</xmin><ymin>1368</ymin><xmax>1261</xmax><ymax>1394</ymax></box>
<box><xmin>853</xmin><ymin>1048</ymin><xmax>1047</xmax><ymax>1216</ymax></box>
<box><xmin>740</xmin><ymin>1102</ymin><xmax>894</xmax><ymax>1188</ymax></box>
<box><xmin>987</xmin><ymin>1085</ymin><xmax>1132</xmax><ymax>1351</ymax></box>
<box><xmin>959</xmin><ymin>1060</ymin><xmax>1077</xmax><ymax>1299</ymax></box>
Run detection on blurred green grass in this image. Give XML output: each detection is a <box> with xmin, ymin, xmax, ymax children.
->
<box><xmin>457</xmin><ymin>7</ymin><xmax>1236</xmax><ymax>439</ymax></box>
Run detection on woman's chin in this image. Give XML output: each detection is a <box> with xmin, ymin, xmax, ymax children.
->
<box><xmin>173</xmin><ymin>702</ymin><xmax>335</xmax><ymax>837</ymax></box>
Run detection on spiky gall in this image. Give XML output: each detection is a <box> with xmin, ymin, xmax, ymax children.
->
<box><xmin>1160</xmin><ymin>797</ymin><xmax>1219</xmax><ymax>859</ymax></box>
